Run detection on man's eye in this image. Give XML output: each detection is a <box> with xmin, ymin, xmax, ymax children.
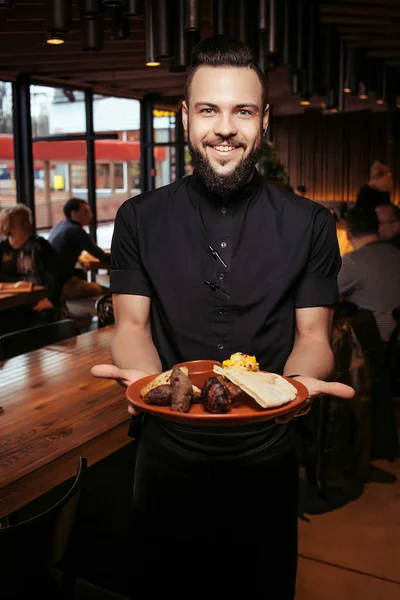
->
<box><xmin>200</xmin><ymin>108</ymin><xmax>215</xmax><ymax>115</ymax></box>
<box><xmin>238</xmin><ymin>109</ymin><xmax>251</xmax><ymax>116</ymax></box>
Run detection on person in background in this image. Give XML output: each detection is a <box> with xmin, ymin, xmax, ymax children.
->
<box><xmin>356</xmin><ymin>161</ymin><xmax>392</xmax><ymax>210</ymax></box>
<box><xmin>376</xmin><ymin>202</ymin><xmax>400</xmax><ymax>249</ymax></box>
<box><xmin>338</xmin><ymin>207</ymin><xmax>400</xmax><ymax>341</ymax></box>
<box><xmin>295</xmin><ymin>184</ymin><xmax>307</xmax><ymax>197</ymax></box>
<box><xmin>0</xmin><ymin>205</ymin><xmax>68</xmax><ymax>334</ymax></box>
<box><xmin>49</xmin><ymin>198</ymin><xmax>110</xmax><ymax>299</ymax></box>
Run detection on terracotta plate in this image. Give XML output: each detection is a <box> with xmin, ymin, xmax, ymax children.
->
<box><xmin>126</xmin><ymin>360</ymin><xmax>309</xmax><ymax>426</ymax></box>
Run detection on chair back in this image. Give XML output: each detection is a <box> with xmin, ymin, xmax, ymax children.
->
<box><xmin>95</xmin><ymin>293</ymin><xmax>114</xmax><ymax>328</ymax></box>
<box><xmin>0</xmin><ymin>319</ymin><xmax>76</xmax><ymax>360</ymax></box>
<box><xmin>0</xmin><ymin>458</ymin><xmax>87</xmax><ymax>598</ymax></box>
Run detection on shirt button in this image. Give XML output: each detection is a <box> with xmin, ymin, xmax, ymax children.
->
<box><xmin>218</xmin><ymin>273</ymin><xmax>225</xmax><ymax>281</ymax></box>
<box><xmin>218</xmin><ymin>308</ymin><xmax>225</xmax><ymax>316</ymax></box>
<box><xmin>217</xmin><ymin>343</ymin><xmax>224</xmax><ymax>350</ymax></box>
<box><xmin>220</xmin><ymin>241</ymin><xmax>227</xmax><ymax>249</ymax></box>
<box><xmin>221</xmin><ymin>207</ymin><xmax>227</xmax><ymax>215</ymax></box>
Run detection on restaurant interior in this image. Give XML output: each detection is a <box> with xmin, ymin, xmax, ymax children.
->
<box><xmin>0</xmin><ymin>1</ymin><xmax>399</xmax><ymax>599</ymax></box>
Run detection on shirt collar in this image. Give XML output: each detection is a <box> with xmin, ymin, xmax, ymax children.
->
<box><xmin>187</xmin><ymin>169</ymin><xmax>264</xmax><ymax>210</ymax></box>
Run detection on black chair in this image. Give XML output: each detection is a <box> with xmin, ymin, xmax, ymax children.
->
<box><xmin>0</xmin><ymin>457</ymin><xmax>87</xmax><ymax>600</ymax></box>
<box><xmin>0</xmin><ymin>318</ymin><xmax>76</xmax><ymax>360</ymax></box>
<box><xmin>95</xmin><ymin>293</ymin><xmax>115</xmax><ymax>328</ymax></box>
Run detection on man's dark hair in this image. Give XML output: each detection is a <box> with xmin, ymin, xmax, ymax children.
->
<box><xmin>296</xmin><ymin>184</ymin><xmax>306</xmax><ymax>194</ymax></box>
<box><xmin>346</xmin><ymin>207</ymin><xmax>379</xmax><ymax>237</ymax></box>
<box><xmin>64</xmin><ymin>198</ymin><xmax>86</xmax><ymax>219</ymax></box>
<box><xmin>184</xmin><ymin>35</ymin><xmax>268</xmax><ymax>111</ymax></box>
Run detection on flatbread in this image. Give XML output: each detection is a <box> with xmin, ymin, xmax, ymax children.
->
<box><xmin>213</xmin><ymin>366</ymin><xmax>297</xmax><ymax>409</ymax></box>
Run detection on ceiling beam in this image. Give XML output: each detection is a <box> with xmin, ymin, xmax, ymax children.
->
<box><xmin>320</xmin><ymin>3</ymin><xmax>400</xmax><ymax>18</ymax></box>
<box><xmin>320</xmin><ymin>15</ymin><xmax>391</xmax><ymax>26</ymax></box>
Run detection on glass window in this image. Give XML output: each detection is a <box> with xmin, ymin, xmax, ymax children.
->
<box><xmin>30</xmin><ymin>85</ymin><xmax>86</xmax><ymax>137</ymax></box>
<box><xmin>115</xmin><ymin>163</ymin><xmax>125</xmax><ymax>191</ymax></box>
<box><xmin>96</xmin><ymin>163</ymin><xmax>111</xmax><ymax>190</ymax></box>
<box><xmin>0</xmin><ymin>81</ymin><xmax>17</xmax><ymax>208</ymax></box>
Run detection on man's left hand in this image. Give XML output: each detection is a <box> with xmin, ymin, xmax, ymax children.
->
<box><xmin>275</xmin><ymin>377</ymin><xmax>355</xmax><ymax>424</ymax></box>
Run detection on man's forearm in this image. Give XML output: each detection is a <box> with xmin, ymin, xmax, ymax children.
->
<box><xmin>283</xmin><ymin>338</ymin><xmax>334</xmax><ymax>381</ymax></box>
<box><xmin>111</xmin><ymin>325</ymin><xmax>162</xmax><ymax>374</ymax></box>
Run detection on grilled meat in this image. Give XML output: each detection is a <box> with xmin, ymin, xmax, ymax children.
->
<box><xmin>142</xmin><ymin>384</ymin><xmax>171</xmax><ymax>406</ymax></box>
<box><xmin>215</xmin><ymin>375</ymin><xmax>245</xmax><ymax>406</ymax></box>
<box><xmin>202</xmin><ymin>377</ymin><xmax>230</xmax><ymax>413</ymax></box>
<box><xmin>170</xmin><ymin>366</ymin><xmax>193</xmax><ymax>412</ymax></box>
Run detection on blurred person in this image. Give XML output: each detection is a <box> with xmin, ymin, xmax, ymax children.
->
<box><xmin>338</xmin><ymin>207</ymin><xmax>400</xmax><ymax>341</ymax></box>
<box><xmin>0</xmin><ymin>205</ymin><xmax>68</xmax><ymax>334</ymax></box>
<box><xmin>376</xmin><ymin>202</ymin><xmax>400</xmax><ymax>249</ymax></box>
<box><xmin>49</xmin><ymin>198</ymin><xmax>110</xmax><ymax>299</ymax></box>
<box><xmin>295</xmin><ymin>184</ymin><xmax>307</xmax><ymax>197</ymax></box>
<box><xmin>356</xmin><ymin>161</ymin><xmax>392</xmax><ymax>210</ymax></box>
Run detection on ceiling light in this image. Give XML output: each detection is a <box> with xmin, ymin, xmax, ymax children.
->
<box><xmin>343</xmin><ymin>87</ymin><xmax>351</xmax><ymax>94</ymax></box>
<box><xmin>81</xmin><ymin>17</ymin><xmax>103</xmax><ymax>51</ymax></box>
<box><xmin>145</xmin><ymin>0</ymin><xmax>160</xmax><ymax>67</ymax></box>
<box><xmin>46</xmin><ymin>0</ymin><xmax>72</xmax><ymax>34</ymax></box>
<box><xmin>78</xmin><ymin>0</ymin><xmax>103</xmax><ymax>18</ymax></box>
<box><xmin>376</xmin><ymin>99</ymin><xmax>384</xmax><ymax>105</ymax></box>
<box><xmin>300</xmin><ymin>94</ymin><xmax>311</xmax><ymax>107</ymax></box>
<box><xmin>358</xmin><ymin>81</ymin><xmax>368</xmax><ymax>100</ymax></box>
<box><xmin>123</xmin><ymin>0</ymin><xmax>143</xmax><ymax>18</ymax></box>
<box><xmin>47</xmin><ymin>33</ymin><xmax>65</xmax><ymax>45</ymax></box>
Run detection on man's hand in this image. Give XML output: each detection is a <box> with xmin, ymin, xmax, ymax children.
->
<box><xmin>34</xmin><ymin>298</ymin><xmax>54</xmax><ymax>311</ymax></box>
<box><xmin>91</xmin><ymin>364</ymin><xmax>151</xmax><ymax>415</ymax></box>
<box><xmin>275</xmin><ymin>377</ymin><xmax>355</xmax><ymax>424</ymax></box>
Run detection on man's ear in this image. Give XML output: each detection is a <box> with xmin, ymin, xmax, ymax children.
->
<box><xmin>182</xmin><ymin>101</ymin><xmax>188</xmax><ymax>135</ymax></box>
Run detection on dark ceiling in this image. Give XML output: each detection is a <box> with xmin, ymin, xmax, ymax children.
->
<box><xmin>0</xmin><ymin>1</ymin><xmax>399</xmax><ymax>113</ymax></box>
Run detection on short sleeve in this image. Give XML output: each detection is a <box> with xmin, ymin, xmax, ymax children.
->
<box><xmin>110</xmin><ymin>200</ymin><xmax>152</xmax><ymax>297</ymax></box>
<box><xmin>295</xmin><ymin>210</ymin><xmax>341</xmax><ymax>308</ymax></box>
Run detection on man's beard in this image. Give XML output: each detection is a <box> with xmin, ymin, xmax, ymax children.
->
<box><xmin>188</xmin><ymin>134</ymin><xmax>262</xmax><ymax>197</ymax></box>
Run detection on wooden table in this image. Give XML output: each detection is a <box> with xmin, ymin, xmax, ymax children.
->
<box><xmin>0</xmin><ymin>286</ymin><xmax>46</xmax><ymax>311</ymax></box>
<box><xmin>0</xmin><ymin>325</ymin><xmax>132</xmax><ymax>520</ymax></box>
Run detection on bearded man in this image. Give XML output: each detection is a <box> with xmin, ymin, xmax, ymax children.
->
<box><xmin>92</xmin><ymin>35</ymin><xmax>354</xmax><ymax>599</ymax></box>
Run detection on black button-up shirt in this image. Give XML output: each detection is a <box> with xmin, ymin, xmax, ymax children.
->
<box><xmin>111</xmin><ymin>172</ymin><xmax>341</xmax><ymax>462</ymax></box>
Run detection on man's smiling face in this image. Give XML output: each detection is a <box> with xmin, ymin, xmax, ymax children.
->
<box><xmin>182</xmin><ymin>66</ymin><xmax>269</xmax><ymax>196</ymax></box>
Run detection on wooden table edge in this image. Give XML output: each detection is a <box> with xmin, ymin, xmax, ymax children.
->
<box><xmin>0</xmin><ymin>420</ymin><xmax>132</xmax><ymax>520</ymax></box>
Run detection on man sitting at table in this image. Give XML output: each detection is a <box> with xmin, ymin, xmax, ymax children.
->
<box><xmin>338</xmin><ymin>207</ymin><xmax>400</xmax><ymax>341</ymax></box>
<box><xmin>49</xmin><ymin>198</ymin><xmax>110</xmax><ymax>299</ymax></box>
<box><xmin>0</xmin><ymin>205</ymin><xmax>69</xmax><ymax>334</ymax></box>
<box><xmin>376</xmin><ymin>202</ymin><xmax>400</xmax><ymax>250</ymax></box>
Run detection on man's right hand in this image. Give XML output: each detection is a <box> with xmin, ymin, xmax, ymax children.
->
<box><xmin>91</xmin><ymin>364</ymin><xmax>150</xmax><ymax>415</ymax></box>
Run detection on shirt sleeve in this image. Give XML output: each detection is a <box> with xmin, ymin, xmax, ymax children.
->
<box><xmin>110</xmin><ymin>200</ymin><xmax>152</xmax><ymax>297</ymax></box>
<box><xmin>75</xmin><ymin>228</ymin><xmax>111</xmax><ymax>263</ymax></box>
<box><xmin>295</xmin><ymin>210</ymin><xmax>341</xmax><ymax>308</ymax></box>
<box><xmin>337</xmin><ymin>253</ymin><xmax>358</xmax><ymax>297</ymax></box>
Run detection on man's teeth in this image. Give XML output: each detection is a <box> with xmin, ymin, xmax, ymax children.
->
<box><xmin>214</xmin><ymin>145</ymin><xmax>235</xmax><ymax>152</ymax></box>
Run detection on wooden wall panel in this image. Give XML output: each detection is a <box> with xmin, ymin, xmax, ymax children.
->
<box><xmin>273</xmin><ymin>111</ymin><xmax>398</xmax><ymax>205</ymax></box>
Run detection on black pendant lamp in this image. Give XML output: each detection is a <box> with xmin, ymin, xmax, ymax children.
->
<box><xmin>376</xmin><ymin>66</ymin><xmax>388</xmax><ymax>105</ymax></box>
<box><xmin>123</xmin><ymin>0</ymin><xmax>143</xmax><ymax>18</ymax></box>
<box><xmin>170</xmin><ymin>0</ymin><xmax>187</xmax><ymax>71</ymax></box>
<box><xmin>213</xmin><ymin>0</ymin><xmax>229</xmax><ymax>36</ymax></box>
<box><xmin>102</xmin><ymin>0</ymin><xmax>126</xmax><ymax>6</ymax></box>
<box><xmin>78</xmin><ymin>0</ymin><xmax>103</xmax><ymax>18</ymax></box>
<box><xmin>185</xmin><ymin>0</ymin><xmax>199</xmax><ymax>32</ymax></box>
<box><xmin>154</xmin><ymin>0</ymin><xmax>170</xmax><ymax>59</ymax></box>
<box><xmin>111</xmin><ymin>6</ymin><xmax>130</xmax><ymax>39</ymax></box>
<box><xmin>344</xmin><ymin>47</ymin><xmax>356</xmax><ymax>94</ymax></box>
<box><xmin>81</xmin><ymin>17</ymin><xmax>104</xmax><ymax>51</ymax></box>
<box><xmin>145</xmin><ymin>0</ymin><xmax>160</xmax><ymax>67</ymax></box>
<box><xmin>45</xmin><ymin>0</ymin><xmax>71</xmax><ymax>33</ymax></box>
<box><xmin>290</xmin><ymin>0</ymin><xmax>305</xmax><ymax>95</ymax></box>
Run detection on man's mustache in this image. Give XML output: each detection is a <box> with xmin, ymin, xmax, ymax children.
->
<box><xmin>203</xmin><ymin>139</ymin><xmax>245</xmax><ymax>149</ymax></box>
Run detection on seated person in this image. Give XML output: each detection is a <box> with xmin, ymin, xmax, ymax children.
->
<box><xmin>356</xmin><ymin>161</ymin><xmax>392</xmax><ymax>211</ymax></box>
<box><xmin>376</xmin><ymin>202</ymin><xmax>400</xmax><ymax>250</ymax></box>
<box><xmin>338</xmin><ymin>207</ymin><xmax>400</xmax><ymax>342</ymax></box>
<box><xmin>0</xmin><ymin>205</ymin><xmax>68</xmax><ymax>334</ymax></box>
<box><xmin>49</xmin><ymin>198</ymin><xmax>110</xmax><ymax>299</ymax></box>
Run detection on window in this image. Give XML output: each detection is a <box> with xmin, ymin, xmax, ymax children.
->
<box><xmin>153</xmin><ymin>110</ymin><xmax>177</xmax><ymax>189</ymax></box>
<box><xmin>0</xmin><ymin>81</ymin><xmax>17</xmax><ymax>208</ymax></box>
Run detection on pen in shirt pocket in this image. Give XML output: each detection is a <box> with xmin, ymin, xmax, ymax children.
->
<box><xmin>208</xmin><ymin>245</ymin><xmax>228</xmax><ymax>268</ymax></box>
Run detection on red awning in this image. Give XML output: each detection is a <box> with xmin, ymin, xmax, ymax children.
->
<box><xmin>0</xmin><ymin>134</ymin><xmax>166</xmax><ymax>162</ymax></box>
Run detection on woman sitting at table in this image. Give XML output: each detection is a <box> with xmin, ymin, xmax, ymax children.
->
<box><xmin>0</xmin><ymin>205</ymin><xmax>70</xmax><ymax>334</ymax></box>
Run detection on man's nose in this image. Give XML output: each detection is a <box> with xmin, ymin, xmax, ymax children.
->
<box><xmin>214</xmin><ymin>112</ymin><xmax>237</xmax><ymax>138</ymax></box>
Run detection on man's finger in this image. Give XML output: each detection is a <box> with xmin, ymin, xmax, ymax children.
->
<box><xmin>317</xmin><ymin>381</ymin><xmax>355</xmax><ymax>399</ymax></box>
<box><xmin>91</xmin><ymin>363</ymin><xmax>123</xmax><ymax>380</ymax></box>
